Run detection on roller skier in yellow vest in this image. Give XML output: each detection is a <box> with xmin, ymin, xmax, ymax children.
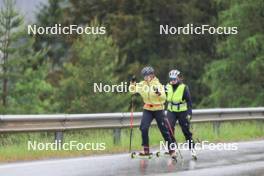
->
<box><xmin>129</xmin><ymin>66</ymin><xmax>177</xmax><ymax>159</ymax></box>
<box><xmin>166</xmin><ymin>69</ymin><xmax>197</xmax><ymax>159</ymax></box>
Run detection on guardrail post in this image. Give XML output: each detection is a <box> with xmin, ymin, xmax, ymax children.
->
<box><xmin>113</xmin><ymin>128</ymin><xmax>121</xmax><ymax>145</ymax></box>
<box><xmin>55</xmin><ymin>131</ymin><xmax>63</xmax><ymax>145</ymax></box>
<box><xmin>213</xmin><ymin>121</ymin><xmax>221</xmax><ymax>136</ymax></box>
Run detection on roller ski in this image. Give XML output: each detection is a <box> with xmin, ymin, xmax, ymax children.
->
<box><xmin>156</xmin><ymin>151</ymin><xmax>178</xmax><ymax>162</ymax></box>
<box><xmin>131</xmin><ymin>151</ymin><xmax>153</xmax><ymax>159</ymax></box>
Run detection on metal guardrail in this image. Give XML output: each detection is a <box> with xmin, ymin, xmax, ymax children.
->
<box><xmin>0</xmin><ymin>107</ymin><xmax>263</xmax><ymax>144</ymax></box>
<box><xmin>0</xmin><ymin>107</ymin><xmax>263</xmax><ymax>132</ymax></box>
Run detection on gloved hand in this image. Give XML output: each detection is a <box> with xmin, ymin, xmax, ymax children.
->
<box><xmin>130</xmin><ymin>75</ymin><xmax>136</xmax><ymax>83</ymax></box>
<box><xmin>154</xmin><ymin>88</ymin><xmax>161</xmax><ymax>96</ymax></box>
<box><xmin>187</xmin><ymin>114</ymin><xmax>192</xmax><ymax>122</ymax></box>
<box><xmin>187</xmin><ymin>109</ymin><xmax>192</xmax><ymax>122</ymax></box>
<box><xmin>130</xmin><ymin>76</ymin><xmax>137</xmax><ymax>87</ymax></box>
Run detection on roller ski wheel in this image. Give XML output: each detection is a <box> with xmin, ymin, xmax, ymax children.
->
<box><xmin>156</xmin><ymin>151</ymin><xmax>177</xmax><ymax>162</ymax></box>
<box><xmin>191</xmin><ymin>149</ymin><xmax>197</xmax><ymax>160</ymax></box>
<box><xmin>170</xmin><ymin>152</ymin><xmax>177</xmax><ymax>162</ymax></box>
<box><xmin>192</xmin><ymin>155</ymin><xmax>197</xmax><ymax>161</ymax></box>
<box><xmin>130</xmin><ymin>152</ymin><xmax>153</xmax><ymax>159</ymax></box>
<box><xmin>156</xmin><ymin>151</ymin><xmax>160</xmax><ymax>157</ymax></box>
<box><xmin>131</xmin><ymin>152</ymin><xmax>136</xmax><ymax>159</ymax></box>
<box><xmin>171</xmin><ymin>155</ymin><xmax>177</xmax><ymax>162</ymax></box>
<box><xmin>156</xmin><ymin>151</ymin><xmax>170</xmax><ymax>157</ymax></box>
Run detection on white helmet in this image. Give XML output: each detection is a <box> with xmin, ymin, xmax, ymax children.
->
<box><xmin>169</xmin><ymin>69</ymin><xmax>180</xmax><ymax>79</ymax></box>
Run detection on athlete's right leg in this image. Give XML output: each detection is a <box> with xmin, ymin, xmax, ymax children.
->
<box><xmin>154</xmin><ymin>110</ymin><xmax>176</xmax><ymax>154</ymax></box>
<box><xmin>140</xmin><ymin>109</ymin><xmax>154</xmax><ymax>154</ymax></box>
<box><xmin>178</xmin><ymin>111</ymin><xmax>194</xmax><ymax>149</ymax></box>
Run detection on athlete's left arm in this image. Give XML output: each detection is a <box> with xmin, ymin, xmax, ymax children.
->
<box><xmin>183</xmin><ymin>86</ymin><xmax>192</xmax><ymax>116</ymax></box>
<box><xmin>153</xmin><ymin>82</ymin><xmax>166</xmax><ymax>101</ymax></box>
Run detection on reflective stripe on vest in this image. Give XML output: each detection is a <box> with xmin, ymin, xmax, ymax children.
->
<box><xmin>166</xmin><ymin>84</ymin><xmax>187</xmax><ymax>112</ymax></box>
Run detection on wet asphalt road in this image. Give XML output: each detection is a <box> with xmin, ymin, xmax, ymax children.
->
<box><xmin>0</xmin><ymin>140</ymin><xmax>264</xmax><ymax>176</ymax></box>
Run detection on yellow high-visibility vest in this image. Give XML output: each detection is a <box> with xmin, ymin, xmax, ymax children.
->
<box><xmin>166</xmin><ymin>83</ymin><xmax>187</xmax><ymax>112</ymax></box>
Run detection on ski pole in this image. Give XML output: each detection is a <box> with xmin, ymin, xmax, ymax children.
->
<box><xmin>164</xmin><ymin>117</ymin><xmax>183</xmax><ymax>160</ymax></box>
<box><xmin>129</xmin><ymin>76</ymin><xmax>136</xmax><ymax>153</ymax></box>
<box><xmin>190</xmin><ymin>122</ymin><xmax>201</xmax><ymax>143</ymax></box>
<box><xmin>129</xmin><ymin>94</ymin><xmax>134</xmax><ymax>153</ymax></box>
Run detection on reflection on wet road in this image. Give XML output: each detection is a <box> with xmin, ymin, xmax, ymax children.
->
<box><xmin>0</xmin><ymin>140</ymin><xmax>264</xmax><ymax>176</ymax></box>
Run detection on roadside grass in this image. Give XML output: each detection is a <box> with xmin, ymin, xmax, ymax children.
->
<box><xmin>0</xmin><ymin>120</ymin><xmax>263</xmax><ymax>162</ymax></box>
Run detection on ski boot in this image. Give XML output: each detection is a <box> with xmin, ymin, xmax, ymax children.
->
<box><xmin>169</xmin><ymin>150</ymin><xmax>177</xmax><ymax>162</ymax></box>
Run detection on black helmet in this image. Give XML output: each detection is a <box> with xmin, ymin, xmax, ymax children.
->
<box><xmin>141</xmin><ymin>66</ymin><xmax>154</xmax><ymax>77</ymax></box>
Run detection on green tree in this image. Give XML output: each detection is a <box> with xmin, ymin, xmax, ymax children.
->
<box><xmin>0</xmin><ymin>0</ymin><xmax>23</xmax><ymax>107</ymax></box>
<box><xmin>56</xmin><ymin>0</ymin><xmax>218</xmax><ymax>107</ymax></box>
<box><xmin>201</xmin><ymin>0</ymin><xmax>264</xmax><ymax>107</ymax></box>
<box><xmin>56</xmin><ymin>28</ymin><xmax>128</xmax><ymax>113</ymax></box>
<box><xmin>0</xmin><ymin>0</ymin><xmax>55</xmax><ymax>113</ymax></box>
<box><xmin>7</xmin><ymin>63</ymin><xmax>55</xmax><ymax>114</ymax></box>
<box><xmin>34</xmin><ymin>0</ymin><xmax>68</xmax><ymax>69</ymax></box>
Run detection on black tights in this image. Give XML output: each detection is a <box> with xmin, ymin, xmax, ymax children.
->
<box><xmin>140</xmin><ymin>110</ymin><xmax>175</xmax><ymax>150</ymax></box>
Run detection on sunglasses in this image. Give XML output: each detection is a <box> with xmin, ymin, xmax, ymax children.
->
<box><xmin>144</xmin><ymin>75</ymin><xmax>151</xmax><ymax>80</ymax></box>
<box><xmin>169</xmin><ymin>78</ymin><xmax>178</xmax><ymax>81</ymax></box>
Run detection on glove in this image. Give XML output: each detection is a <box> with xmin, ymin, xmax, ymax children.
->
<box><xmin>130</xmin><ymin>76</ymin><xmax>137</xmax><ymax>88</ymax></box>
<box><xmin>130</xmin><ymin>75</ymin><xmax>136</xmax><ymax>83</ymax></box>
<box><xmin>154</xmin><ymin>88</ymin><xmax>161</xmax><ymax>96</ymax></box>
<box><xmin>187</xmin><ymin>114</ymin><xmax>192</xmax><ymax>122</ymax></box>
